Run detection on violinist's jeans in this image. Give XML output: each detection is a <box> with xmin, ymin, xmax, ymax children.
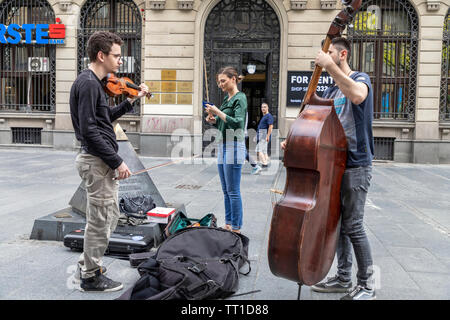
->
<box><xmin>75</xmin><ymin>153</ymin><xmax>120</xmax><ymax>279</ymax></box>
<box><xmin>336</xmin><ymin>166</ymin><xmax>374</xmax><ymax>289</ymax></box>
<box><xmin>217</xmin><ymin>141</ymin><xmax>245</xmax><ymax>230</ymax></box>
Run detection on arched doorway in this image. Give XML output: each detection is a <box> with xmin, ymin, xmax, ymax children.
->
<box><xmin>77</xmin><ymin>0</ymin><xmax>142</xmax><ymax>114</ymax></box>
<box><xmin>347</xmin><ymin>0</ymin><xmax>419</xmax><ymax>121</ymax></box>
<box><xmin>203</xmin><ymin>0</ymin><xmax>281</xmax><ymax>141</ymax></box>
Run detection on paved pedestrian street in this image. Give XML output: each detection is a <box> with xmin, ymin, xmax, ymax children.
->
<box><xmin>0</xmin><ymin>148</ymin><xmax>449</xmax><ymax>300</ymax></box>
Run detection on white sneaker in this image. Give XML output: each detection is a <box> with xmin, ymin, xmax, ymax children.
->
<box><xmin>251</xmin><ymin>165</ymin><xmax>262</xmax><ymax>175</ymax></box>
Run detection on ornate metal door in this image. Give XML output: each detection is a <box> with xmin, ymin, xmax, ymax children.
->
<box><xmin>203</xmin><ymin>0</ymin><xmax>280</xmax><ymax>150</ymax></box>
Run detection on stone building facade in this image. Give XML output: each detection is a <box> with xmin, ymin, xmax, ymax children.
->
<box><xmin>0</xmin><ymin>0</ymin><xmax>449</xmax><ymax>163</ymax></box>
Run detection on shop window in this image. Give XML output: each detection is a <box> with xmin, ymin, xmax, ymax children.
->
<box><xmin>440</xmin><ymin>9</ymin><xmax>450</xmax><ymax>121</ymax></box>
<box><xmin>78</xmin><ymin>0</ymin><xmax>142</xmax><ymax>115</ymax></box>
<box><xmin>0</xmin><ymin>0</ymin><xmax>56</xmax><ymax>113</ymax></box>
<box><xmin>347</xmin><ymin>0</ymin><xmax>418</xmax><ymax>121</ymax></box>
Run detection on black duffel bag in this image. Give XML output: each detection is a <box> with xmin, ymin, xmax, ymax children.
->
<box><xmin>117</xmin><ymin>227</ymin><xmax>250</xmax><ymax>300</ymax></box>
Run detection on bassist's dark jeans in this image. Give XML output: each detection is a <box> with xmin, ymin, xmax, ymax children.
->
<box><xmin>337</xmin><ymin>166</ymin><xmax>374</xmax><ymax>289</ymax></box>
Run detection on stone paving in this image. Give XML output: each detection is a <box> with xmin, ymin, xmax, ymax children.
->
<box><xmin>0</xmin><ymin>148</ymin><xmax>449</xmax><ymax>300</ymax></box>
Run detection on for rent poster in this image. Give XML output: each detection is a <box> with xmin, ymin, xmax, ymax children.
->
<box><xmin>287</xmin><ymin>71</ymin><xmax>335</xmax><ymax>106</ymax></box>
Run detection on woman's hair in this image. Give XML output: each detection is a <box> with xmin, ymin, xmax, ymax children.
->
<box><xmin>87</xmin><ymin>31</ymin><xmax>124</xmax><ymax>63</ymax></box>
<box><xmin>216</xmin><ymin>66</ymin><xmax>245</xmax><ymax>84</ymax></box>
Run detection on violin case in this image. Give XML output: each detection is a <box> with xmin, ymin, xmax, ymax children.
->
<box><xmin>63</xmin><ymin>229</ymin><xmax>153</xmax><ymax>258</ymax></box>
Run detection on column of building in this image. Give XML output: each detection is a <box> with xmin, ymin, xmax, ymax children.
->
<box><xmin>53</xmin><ymin>1</ymin><xmax>79</xmax><ymax>150</ymax></box>
<box><xmin>142</xmin><ymin>0</ymin><xmax>197</xmax><ymax>157</ymax></box>
<box><xmin>414</xmin><ymin>0</ymin><xmax>447</xmax><ymax>163</ymax></box>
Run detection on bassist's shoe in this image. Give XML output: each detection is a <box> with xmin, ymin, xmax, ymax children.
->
<box><xmin>311</xmin><ymin>275</ymin><xmax>352</xmax><ymax>293</ymax></box>
<box><xmin>340</xmin><ymin>285</ymin><xmax>376</xmax><ymax>300</ymax></box>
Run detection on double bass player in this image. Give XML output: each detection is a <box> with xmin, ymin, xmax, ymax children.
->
<box><xmin>282</xmin><ymin>37</ymin><xmax>376</xmax><ymax>300</ymax></box>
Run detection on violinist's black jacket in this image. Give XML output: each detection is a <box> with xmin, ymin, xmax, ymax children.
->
<box><xmin>70</xmin><ymin>69</ymin><xmax>133</xmax><ymax>169</ymax></box>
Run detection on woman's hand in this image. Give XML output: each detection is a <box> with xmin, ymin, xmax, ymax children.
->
<box><xmin>205</xmin><ymin>104</ymin><xmax>220</xmax><ymax>116</ymax></box>
<box><xmin>205</xmin><ymin>103</ymin><xmax>228</xmax><ymax>123</ymax></box>
<box><xmin>205</xmin><ymin>113</ymin><xmax>216</xmax><ymax>124</ymax></box>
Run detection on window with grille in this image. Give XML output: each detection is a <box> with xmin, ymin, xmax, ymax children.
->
<box><xmin>440</xmin><ymin>10</ymin><xmax>450</xmax><ymax>121</ymax></box>
<box><xmin>0</xmin><ymin>0</ymin><xmax>56</xmax><ymax>113</ymax></box>
<box><xmin>78</xmin><ymin>0</ymin><xmax>142</xmax><ymax>115</ymax></box>
<box><xmin>12</xmin><ymin>127</ymin><xmax>42</xmax><ymax>144</ymax></box>
<box><xmin>347</xmin><ymin>0</ymin><xmax>418</xmax><ymax>121</ymax></box>
<box><xmin>374</xmin><ymin>137</ymin><xmax>395</xmax><ymax>160</ymax></box>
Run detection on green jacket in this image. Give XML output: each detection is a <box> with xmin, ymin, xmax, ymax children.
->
<box><xmin>214</xmin><ymin>92</ymin><xmax>247</xmax><ymax>143</ymax></box>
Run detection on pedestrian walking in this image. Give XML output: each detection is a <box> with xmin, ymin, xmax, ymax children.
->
<box><xmin>256</xmin><ymin>102</ymin><xmax>274</xmax><ymax>168</ymax></box>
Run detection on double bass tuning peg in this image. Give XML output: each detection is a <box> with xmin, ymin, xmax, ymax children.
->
<box><xmin>344</xmin><ymin>6</ymin><xmax>355</xmax><ymax>16</ymax></box>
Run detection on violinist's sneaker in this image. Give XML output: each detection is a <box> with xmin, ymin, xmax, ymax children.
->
<box><xmin>72</xmin><ymin>266</ymin><xmax>107</xmax><ymax>285</ymax></box>
<box><xmin>79</xmin><ymin>270</ymin><xmax>123</xmax><ymax>292</ymax></box>
<box><xmin>340</xmin><ymin>285</ymin><xmax>376</xmax><ymax>300</ymax></box>
<box><xmin>311</xmin><ymin>275</ymin><xmax>352</xmax><ymax>293</ymax></box>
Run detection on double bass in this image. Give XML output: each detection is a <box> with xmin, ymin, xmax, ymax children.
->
<box><xmin>268</xmin><ymin>0</ymin><xmax>362</xmax><ymax>289</ymax></box>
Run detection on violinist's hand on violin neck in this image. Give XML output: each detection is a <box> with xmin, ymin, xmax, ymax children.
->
<box><xmin>137</xmin><ymin>83</ymin><xmax>150</xmax><ymax>98</ymax></box>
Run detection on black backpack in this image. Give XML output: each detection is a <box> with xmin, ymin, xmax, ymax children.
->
<box><xmin>117</xmin><ymin>227</ymin><xmax>250</xmax><ymax>300</ymax></box>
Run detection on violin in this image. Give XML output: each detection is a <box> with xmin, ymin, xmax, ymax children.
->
<box><xmin>104</xmin><ymin>73</ymin><xmax>152</xmax><ymax>99</ymax></box>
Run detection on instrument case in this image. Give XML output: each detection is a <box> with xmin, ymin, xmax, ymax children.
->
<box><xmin>63</xmin><ymin>229</ymin><xmax>153</xmax><ymax>258</ymax></box>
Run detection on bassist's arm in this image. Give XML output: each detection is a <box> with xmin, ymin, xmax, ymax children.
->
<box><xmin>324</xmin><ymin>62</ymin><xmax>368</xmax><ymax>105</ymax></box>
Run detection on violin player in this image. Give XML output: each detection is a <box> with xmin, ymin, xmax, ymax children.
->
<box><xmin>69</xmin><ymin>31</ymin><xmax>149</xmax><ymax>292</ymax></box>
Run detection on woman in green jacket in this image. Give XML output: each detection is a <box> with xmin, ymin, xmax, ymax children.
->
<box><xmin>205</xmin><ymin>66</ymin><xmax>247</xmax><ymax>233</ymax></box>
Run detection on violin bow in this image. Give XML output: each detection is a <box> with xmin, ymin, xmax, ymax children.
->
<box><xmin>113</xmin><ymin>154</ymin><xmax>201</xmax><ymax>180</ymax></box>
<box><xmin>132</xmin><ymin>154</ymin><xmax>201</xmax><ymax>176</ymax></box>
